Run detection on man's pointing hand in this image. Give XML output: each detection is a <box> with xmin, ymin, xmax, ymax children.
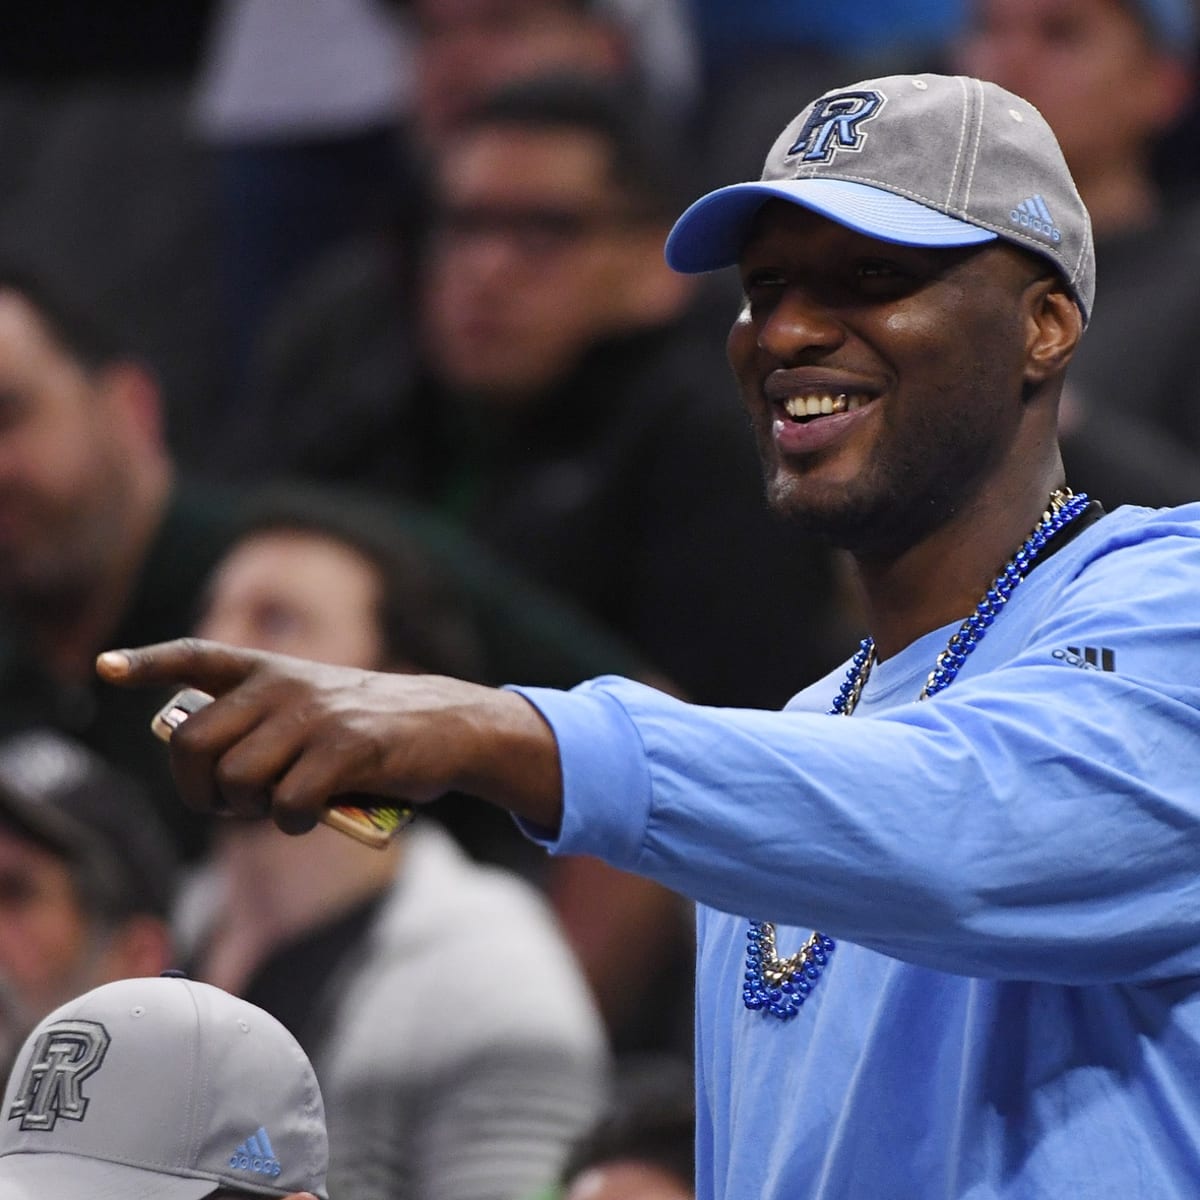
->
<box><xmin>97</xmin><ymin>638</ymin><xmax>564</xmax><ymax>834</ymax></box>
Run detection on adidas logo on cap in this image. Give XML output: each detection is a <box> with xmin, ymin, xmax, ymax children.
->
<box><xmin>229</xmin><ymin>1126</ymin><xmax>283</xmax><ymax>1179</ymax></box>
<box><xmin>1010</xmin><ymin>194</ymin><xmax>1061</xmax><ymax>244</ymax></box>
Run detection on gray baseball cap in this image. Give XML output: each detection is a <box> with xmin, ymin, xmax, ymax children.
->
<box><xmin>665</xmin><ymin>73</ymin><xmax>1095</xmax><ymax>323</ymax></box>
<box><xmin>0</xmin><ymin>975</ymin><xmax>328</xmax><ymax>1200</ymax></box>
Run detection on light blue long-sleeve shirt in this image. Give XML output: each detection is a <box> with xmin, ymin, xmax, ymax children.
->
<box><xmin>515</xmin><ymin>503</ymin><xmax>1200</xmax><ymax>1198</ymax></box>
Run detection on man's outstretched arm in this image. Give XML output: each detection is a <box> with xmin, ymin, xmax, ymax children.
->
<box><xmin>96</xmin><ymin>639</ymin><xmax>565</xmax><ymax>834</ymax></box>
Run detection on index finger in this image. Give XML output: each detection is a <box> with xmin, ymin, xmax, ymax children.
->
<box><xmin>95</xmin><ymin>638</ymin><xmax>264</xmax><ymax>695</ymax></box>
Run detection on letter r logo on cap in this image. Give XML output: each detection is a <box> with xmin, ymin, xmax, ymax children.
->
<box><xmin>788</xmin><ymin>90</ymin><xmax>885</xmax><ymax>163</ymax></box>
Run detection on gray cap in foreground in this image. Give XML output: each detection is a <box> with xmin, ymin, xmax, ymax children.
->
<box><xmin>0</xmin><ymin>975</ymin><xmax>328</xmax><ymax>1200</ymax></box>
<box><xmin>666</xmin><ymin>73</ymin><xmax>1095</xmax><ymax>323</ymax></box>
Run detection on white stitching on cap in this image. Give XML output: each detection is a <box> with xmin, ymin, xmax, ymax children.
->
<box><xmin>1066</xmin><ymin>210</ymin><xmax>1092</xmax><ymax>289</ymax></box>
<box><xmin>960</xmin><ymin>77</ymin><xmax>982</xmax><ymax>212</ymax></box>
<box><xmin>948</xmin><ymin>76</ymin><xmax>970</xmax><ymax>208</ymax></box>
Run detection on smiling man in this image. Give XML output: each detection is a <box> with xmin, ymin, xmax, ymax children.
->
<box><xmin>97</xmin><ymin>74</ymin><xmax>1200</xmax><ymax>1198</ymax></box>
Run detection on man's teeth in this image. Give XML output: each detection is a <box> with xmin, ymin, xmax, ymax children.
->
<box><xmin>782</xmin><ymin>393</ymin><xmax>867</xmax><ymax>420</ymax></box>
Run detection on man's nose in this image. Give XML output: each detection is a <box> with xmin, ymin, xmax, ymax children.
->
<box><xmin>756</xmin><ymin>285</ymin><xmax>846</xmax><ymax>361</ymax></box>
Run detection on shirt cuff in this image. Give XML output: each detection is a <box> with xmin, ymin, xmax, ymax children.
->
<box><xmin>505</xmin><ymin>679</ymin><xmax>653</xmax><ymax>870</ymax></box>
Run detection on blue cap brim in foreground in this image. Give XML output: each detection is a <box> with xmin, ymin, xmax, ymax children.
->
<box><xmin>664</xmin><ymin>177</ymin><xmax>997</xmax><ymax>274</ymax></box>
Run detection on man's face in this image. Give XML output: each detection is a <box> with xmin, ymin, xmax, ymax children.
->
<box><xmin>0</xmin><ymin>293</ymin><xmax>133</xmax><ymax>607</ymax></box>
<box><xmin>727</xmin><ymin>203</ymin><xmax>1047</xmax><ymax>555</ymax></box>
<box><xmin>423</xmin><ymin>124</ymin><xmax>656</xmax><ymax>405</ymax></box>
<box><xmin>0</xmin><ymin>830</ymin><xmax>92</xmax><ymax>1052</ymax></box>
<box><xmin>955</xmin><ymin>0</ymin><xmax>1178</xmax><ymax>178</ymax></box>
<box><xmin>195</xmin><ymin>531</ymin><xmax>386</xmax><ymax>671</ymax></box>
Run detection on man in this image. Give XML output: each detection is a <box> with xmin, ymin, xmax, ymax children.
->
<box><xmin>952</xmin><ymin>0</ymin><xmax>1200</xmax><ymax>498</ymax></box>
<box><xmin>0</xmin><ymin>267</ymin><xmax>241</xmax><ymax>858</ymax></box>
<box><xmin>178</xmin><ymin>488</ymin><xmax>611</xmax><ymax>1200</ymax></box>
<box><xmin>98</xmin><ymin>73</ymin><xmax>1200</xmax><ymax>1197</ymax></box>
<box><xmin>0</xmin><ymin>972</ymin><xmax>327</xmax><ymax>1199</ymax></box>
<box><xmin>0</xmin><ymin>729</ymin><xmax>176</xmax><ymax>1079</ymax></box>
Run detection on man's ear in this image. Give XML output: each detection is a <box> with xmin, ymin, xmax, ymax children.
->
<box><xmin>1024</xmin><ymin>278</ymin><xmax>1083</xmax><ymax>387</ymax></box>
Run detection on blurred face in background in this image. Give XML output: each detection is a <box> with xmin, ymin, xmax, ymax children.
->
<box><xmin>423</xmin><ymin>122</ymin><xmax>666</xmax><ymax>405</ymax></box>
<box><xmin>196</xmin><ymin>531</ymin><xmax>386</xmax><ymax>671</ymax></box>
<box><xmin>0</xmin><ymin>294</ymin><xmax>141</xmax><ymax>608</ymax></box>
<box><xmin>0</xmin><ymin>831</ymin><xmax>90</xmax><ymax>1030</ymax></box>
<box><xmin>412</xmin><ymin>0</ymin><xmax>625</xmax><ymax>144</ymax></box>
<box><xmin>955</xmin><ymin>0</ymin><xmax>1190</xmax><ymax>181</ymax></box>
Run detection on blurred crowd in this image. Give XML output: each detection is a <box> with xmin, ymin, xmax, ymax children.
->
<box><xmin>0</xmin><ymin>1</ymin><xmax>1197</xmax><ymax>1198</ymax></box>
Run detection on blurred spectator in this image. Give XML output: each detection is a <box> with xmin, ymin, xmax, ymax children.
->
<box><xmin>237</xmin><ymin>74</ymin><xmax>856</xmax><ymax>709</ymax></box>
<box><xmin>190</xmin><ymin>0</ymin><xmax>700</xmax><ymax>437</ymax></box>
<box><xmin>0</xmin><ymin>731</ymin><xmax>176</xmax><ymax>1080</ymax></box>
<box><xmin>0</xmin><ymin>265</ymin><xmax>239</xmax><ymax>859</ymax></box>
<box><xmin>177</xmin><ymin>487</ymin><xmax>611</xmax><ymax>1200</ymax></box>
<box><xmin>215</xmin><ymin>0</ymin><xmax>701</xmax><ymax>488</ymax></box>
<box><xmin>953</xmin><ymin>0</ymin><xmax>1200</xmax><ymax>501</ymax></box>
<box><xmin>185</xmin><ymin>487</ymin><xmax>690</xmax><ymax>1065</ymax></box>
<box><xmin>0</xmin><ymin>973</ymin><xmax>327</xmax><ymax>1200</ymax></box>
<box><xmin>955</xmin><ymin>0</ymin><xmax>1196</xmax><ymax>237</ymax></box>
<box><xmin>530</xmin><ymin>1081</ymin><xmax>695</xmax><ymax>1200</ymax></box>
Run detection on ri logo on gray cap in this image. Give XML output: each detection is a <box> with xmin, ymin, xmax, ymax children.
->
<box><xmin>787</xmin><ymin>90</ymin><xmax>885</xmax><ymax>163</ymax></box>
<box><xmin>8</xmin><ymin>1020</ymin><xmax>110</xmax><ymax>1131</ymax></box>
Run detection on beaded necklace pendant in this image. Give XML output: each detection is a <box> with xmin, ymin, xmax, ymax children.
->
<box><xmin>742</xmin><ymin>489</ymin><xmax>1092</xmax><ymax>1020</ymax></box>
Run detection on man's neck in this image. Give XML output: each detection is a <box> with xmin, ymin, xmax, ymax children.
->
<box><xmin>852</xmin><ymin>479</ymin><xmax>1067</xmax><ymax>661</ymax></box>
<box><xmin>201</xmin><ymin>826</ymin><xmax>403</xmax><ymax>996</ymax></box>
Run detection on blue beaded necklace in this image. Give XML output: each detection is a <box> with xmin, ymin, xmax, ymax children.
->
<box><xmin>743</xmin><ymin>488</ymin><xmax>1092</xmax><ymax>1020</ymax></box>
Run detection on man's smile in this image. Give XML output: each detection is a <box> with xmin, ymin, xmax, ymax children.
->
<box><xmin>780</xmin><ymin>392</ymin><xmax>871</xmax><ymax>422</ymax></box>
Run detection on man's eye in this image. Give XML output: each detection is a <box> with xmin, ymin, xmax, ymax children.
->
<box><xmin>856</xmin><ymin>261</ymin><xmax>900</xmax><ymax>280</ymax></box>
<box><xmin>742</xmin><ymin>270</ymin><xmax>785</xmax><ymax>295</ymax></box>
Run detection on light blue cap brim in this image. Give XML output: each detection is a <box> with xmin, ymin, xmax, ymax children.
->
<box><xmin>665</xmin><ymin>177</ymin><xmax>998</xmax><ymax>273</ymax></box>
